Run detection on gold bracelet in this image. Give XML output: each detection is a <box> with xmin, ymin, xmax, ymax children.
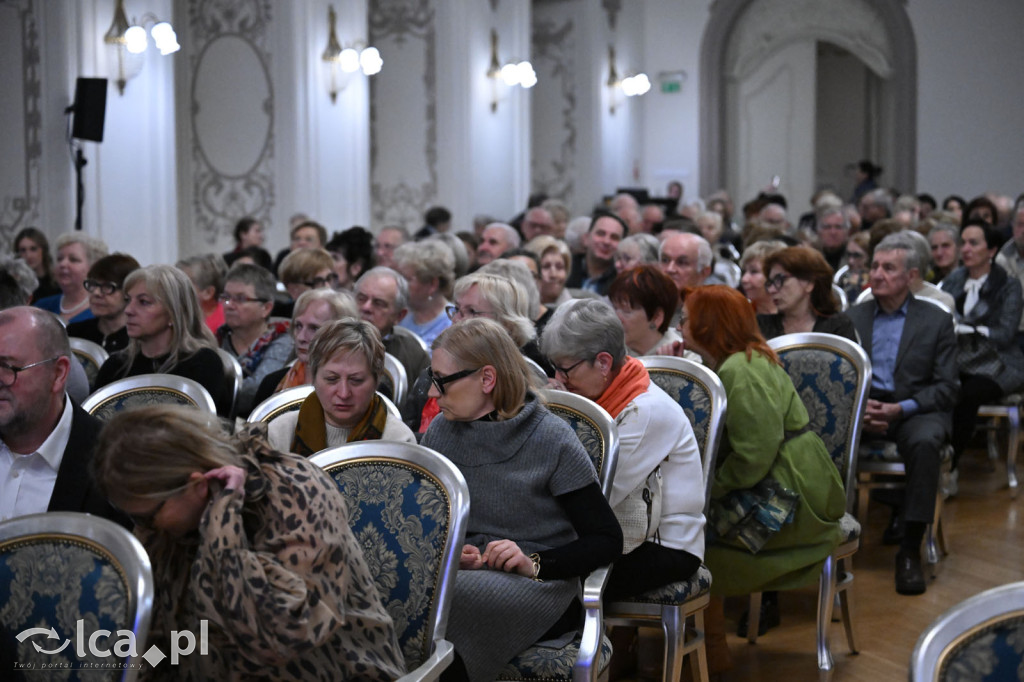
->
<box><xmin>529</xmin><ymin>553</ymin><xmax>543</xmax><ymax>582</ymax></box>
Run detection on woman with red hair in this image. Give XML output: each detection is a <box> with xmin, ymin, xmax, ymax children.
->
<box><xmin>678</xmin><ymin>285</ymin><xmax>845</xmax><ymax>670</ymax></box>
<box><xmin>758</xmin><ymin>245</ymin><xmax>857</xmax><ymax>341</ymax></box>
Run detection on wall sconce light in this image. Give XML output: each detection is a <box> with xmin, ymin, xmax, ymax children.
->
<box><xmin>322</xmin><ymin>5</ymin><xmax>382</xmax><ymax>104</ymax></box>
<box><xmin>606</xmin><ymin>44</ymin><xmax>651</xmax><ymax>115</ymax></box>
<box><xmin>486</xmin><ymin>29</ymin><xmax>536</xmax><ymax>112</ymax></box>
<box><xmin>103</xmin><ymin>0</ymin><xmax>180</xmax><ymax>95</ymax></box>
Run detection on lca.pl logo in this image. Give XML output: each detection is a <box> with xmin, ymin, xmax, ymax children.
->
<box><xmin>15</xmin><ymin>620</ymin><xmax>209</xmax><ymax>669</ymax></box>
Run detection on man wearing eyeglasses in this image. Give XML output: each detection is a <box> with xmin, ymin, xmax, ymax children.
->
<box><xmin>0</xmin><ymin>307</ymin><xmax>125</xmax><ymax>524</ymax></box>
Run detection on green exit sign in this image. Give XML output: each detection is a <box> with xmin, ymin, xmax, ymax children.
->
<box><xmin>661</xmin><ymin>81</ymin><xmax>681</xmax><ymax>94</ymax></box>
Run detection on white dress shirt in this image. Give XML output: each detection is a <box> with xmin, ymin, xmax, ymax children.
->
<box><xmin>0</xmin><ymin>396</ymin><xmax>74</xmax><ymax>521</ymax></box>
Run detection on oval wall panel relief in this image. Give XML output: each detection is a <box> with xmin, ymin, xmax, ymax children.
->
<box><xmin>192</xmin><ymin>35</ymin><xmax>271</xmax><ymax>178</ymax></box>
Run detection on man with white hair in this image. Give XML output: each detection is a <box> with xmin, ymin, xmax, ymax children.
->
<box><xmin>476</xmin><ymin>223</ymin><xmax>521</xmax><ymax>266</ymax></box>
<box><xmin>354</xmin><ymin>267</ymin><xmax>430</xmax><ymax>383</ymax></box>
<box><xmin>658</xmin><ymin>232</ymin><xmax>717</xmax><ymax>295</ymax></box>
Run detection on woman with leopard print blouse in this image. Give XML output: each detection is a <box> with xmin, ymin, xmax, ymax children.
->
<box><xmin>93</xmin><ymin>405</ymin><xmax>405</xmax><ymax>681</ymax></box>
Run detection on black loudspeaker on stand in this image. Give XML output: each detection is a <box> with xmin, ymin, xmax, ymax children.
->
<box><xmin>66</xmin><ymin>77</ymin><xmax>108</xmax><ymax>231</ymax></box>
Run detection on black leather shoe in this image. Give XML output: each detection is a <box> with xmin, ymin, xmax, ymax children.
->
<box><xmin>895</xmin><ymin>550</ymin><xmax>926</xmax><ymax>595</ymax></box>
<box><xmin>882</xmin><ymin>512</ymin><xmax>905</xmax><ymax>545</ymax></box>
<box><xmin>736</xmin><ymin>598</ymin><xmax>780</xmax><ymax>637</ymax></box>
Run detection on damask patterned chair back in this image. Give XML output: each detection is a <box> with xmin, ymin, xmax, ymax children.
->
<box><xmin>537</xmin><ymin>389</ymin><xmax>619</xmax><ymax>497</ymax></box>
<box><xmin>69</xmin><ymin>337</ymin><xmax>109</xmax><ymax>391</ymax></box>
<box><xmin>310</xmin><ymin>442</ymin><xmax>469</xmax><ymax>679</ymax></box>
<box><xmin>638</xmin><ymin>356</ymin><xmax>726</xmax><ymax>510</ymax></box>
<box><xmin>910</xmin><ymin>580</ymin><xmax>1024</xmax><ymax>681</ymax></box>
<box><xmin>246</xmin><ymin>384</ymin><xmax>315</xmax><ymax>423</ymax></box>
<box><xmin>767</xmin><ymin>332</ymin><xmax>872</xmax><ymax>508</ymax></box>
<box><xmin>0</xmin><ymin>513</ymin><xmax>153</xmax><ymax>681</ymax></box>
<box><xmin>82</xmin><ymin>374</ymin><xmax>216</xmax><ymax>421</ymax></box>
<box><xmin>214</xmin><ymin>348</ymin><xmax>244</xmax><ymax>418</ymax></box>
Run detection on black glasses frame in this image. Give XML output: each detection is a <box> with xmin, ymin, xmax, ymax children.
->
<box><xmin>428</xmin><ymin>366</ymin><xmax>481</xmax><ymax>395</ymax></box>
<box><xmin>551</xmin><ymin>357</ymin><xmax>588</xmax><ymax>377</ymax></box>
<box><xmin>83</xmin><ymin>279</ymin><xmax>121</xmax><ymax>295</ymax></box>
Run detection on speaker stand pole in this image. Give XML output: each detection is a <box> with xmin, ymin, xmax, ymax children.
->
<box><xmin>74</xmin><ymin>146</ymin><xmax>86</xmax><ymax>231</ymax></box>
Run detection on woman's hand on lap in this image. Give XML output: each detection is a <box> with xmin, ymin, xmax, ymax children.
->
<box><xmin>460</xmin><ymin>544</ymin><xmax>485</xmax><ymax>570</ymax></box>
<box><xmin>482</xmin><ymin>539</ymin><xmax>533</xmax><ymax>577</ymax></box>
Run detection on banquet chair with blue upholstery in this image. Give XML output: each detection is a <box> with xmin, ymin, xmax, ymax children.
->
<box><xmin>741</xmin><ymin>332</ymin><xmax>871</xmax><ymax>680</ymax></box>
<box><xmin>910</xmin><ymin>580</ymin><xmax>1024</xmax><ymax>681</ymax></box>
<box><xmin>82</xmin><ymin>373</ymin><xmax>216</xmax><ymax>420</ymax></box>
<box><xmin>311</xmin><ymin>442</ymin><xmax>469</xmax><ymax>682</ymax></box>
<box><xmin>0</xmin><ymin>512</ymin><xmax>153</xmax><ymax>681</ymax></box>
<box><xmin>496</xmin><ymin>389</ymin><xmax>619</xmax><ymax>682</ymax></box>
<box><xmin>69</xmin><ymin>337</ymin><xmax>109</xmax><ymax>390</ymax></box>
<box><xmin>602</xmin><ymin>356</ymin><xmax>727</xmax><ymax>682</ymax></box>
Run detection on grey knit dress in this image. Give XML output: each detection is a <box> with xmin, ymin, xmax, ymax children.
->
<box><xmin>422</xmin><ymin>394</ymin><xmax>598</xmax><ymax>681</ymax></box>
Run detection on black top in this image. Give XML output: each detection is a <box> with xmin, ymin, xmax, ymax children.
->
<box><xmin>94</xmin><ymin>346</ymin><xmax>232</xmax><ymax>417</ymax></box>
<box><xmin>757</xmin><ymin>311</ymin><xmax>859</xmax><ymax>342</ymax></box>
<box><xmin>66</xmin><ymin>318</ymin><xmax>130</xmax><ymax>354</ymax></box>
<box><xmin>31</xmin><ymin>275</ymin><xmax>61</xmax><ymax>301</ymax></box>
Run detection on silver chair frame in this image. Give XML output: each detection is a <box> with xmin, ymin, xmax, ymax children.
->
<box><xmin>215</xmin><ymin>348</ymin><xmax>244</xmax><ymax>418</ymax></box>
<box><xmin>82</xmin><ymin>373</ymin><xmax>217</xmax><ymax>416</ymax></box>
<box><xmin>0</xmin><ymin>512</ymin><xmax>154</xmax><ymax>681</ymax></box>
<box><xmin>383</xmin><ymin>351</ymin><xmax>409</xmax><ymax>409</ymax></box>
<box><xmin>311</xmin><ymin>442</ymin><xmax>470</xmax><ymax>682</ymax></box>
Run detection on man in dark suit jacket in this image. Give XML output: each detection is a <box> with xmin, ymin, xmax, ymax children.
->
<box><xmin>847</xmin><ymin>242</ymin><xmax>959</xmax><ymax>595</ymax></box>
<box><xmin>0</xmin><ymin>307</ymin><xmax>126</xmax><ymax>526</ymax></box>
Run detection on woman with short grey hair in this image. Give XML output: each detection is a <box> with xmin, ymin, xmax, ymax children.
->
<box><xmin>394</xmin><ymin>239</ymin><xmax>456</xmax><ymax>348</ymax></box>
<box><xmin>614</xmin><ymin>234</ymin><xmax>660</xmax><ymax>273</ymax></box>
<box><xmin>540</xmin><ymin>298</ymin><xmax>706</xmax><ymax>600</ymax></box>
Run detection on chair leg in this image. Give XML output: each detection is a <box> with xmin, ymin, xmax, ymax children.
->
<box><xmin>746</xmin><ymin>592</ymin><xmax>762</xmax><ymax>644</ymax></box>
<box><xmin>987</xmin><ymin>417</ymin><xmax>1000</xmax><ymax>462</ymax></box>
<box><xmin>1007</xmin><ymin>406</ymin><xmax>1020</xmax><ymax>495</ymax></box>
<box><xmin>661</xmin><ymin>606</ymin><xmax>686</xmax><ymax>682</ymax></box>
<box><xmin>836</xmin><ymin>557</ymin><xmax>858</xmax><ymax>654</ymax></box>
<box><xmin>817</xmin><ymin>554</ymin><xmax>836</xmax><ymax>676</ymax></box>
<box><xmin>688</xmin><ymin>610</ymin><xmax>709</xmax><ymax>682</ymax></box>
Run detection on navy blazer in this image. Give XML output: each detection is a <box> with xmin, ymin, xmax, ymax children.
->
<box><xmin>847</xmin><ymin>294</ymin><xmax>960</xmax><ymax>415</ymax></box>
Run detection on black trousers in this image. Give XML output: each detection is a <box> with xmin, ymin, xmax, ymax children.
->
<box><xmin>951</xmin><ymin>373</ymin><xmax>1003</xmax><ymax>466</ymax></box>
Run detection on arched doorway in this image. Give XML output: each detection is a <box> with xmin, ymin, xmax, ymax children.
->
<box><xmin>700</xmin><ymin>0</ymin><xmax>917</xmax><ymax>204</ymax></box>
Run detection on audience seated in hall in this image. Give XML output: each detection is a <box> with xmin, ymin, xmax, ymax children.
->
<box><xmin>94</xmin><ymin>265</ymin><xmax>233</xmax><ymax>417</ymax></box>
<box><xmin>94</xmin><ymin>405</ymin><xmax>405</xmax><ymax>680</ymax></box>
<box><xmin>266</xmin><ymin>318</ymin><xmax>415</xmax><ymax>453</ymax></box>
<box><xmin>252</xmin><ymin>288</ymin><xmax>358</xmax><ymax>409</ymax></box>
<box><xmin>0</xmin><ymin>306</ymin><xmax>126</xmax><ymax>525</ymax></box>
<box><xmin>421</xmin><ymin>318</ymin><xmax>621</xmax><ymax>681</ymax></box>
<box><xmin>216</xmin><ymin>263</ymin><xmax>294</xmax><ymax>416</ymax></box>
<box><xmin>33</xmin><ymin>233</ymin><xmax>109</xmax><ymax>325</ymax></box>
<box><xmin>67</xmin><ymin>253</ymin><xmax>140</xmax><ymax>354</ymax></box>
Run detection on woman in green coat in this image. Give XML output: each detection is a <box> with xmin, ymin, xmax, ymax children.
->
<box><xmin>678</xmin><ymin>285</ymin><xmax>845</xmax><ymax>670</ymax></box>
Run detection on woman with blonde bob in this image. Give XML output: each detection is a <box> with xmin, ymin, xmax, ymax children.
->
<box><xmin>93</xmin><ymin>405</ymin><xmax>404</xmax><ymax>681</ymax></box>
<box><xmin>421</xmin><ymin>318</ymin><xmax>621</xmax><ymax>682</ymax></box>
<box><xmin>94</xmin><ymin>265</ymin><xmax>232</xmax><ymax>416</ymax></box>
<box><xmin>267</xmin><ymin>318</ymin><xmax>415</xmax><ymax>454</ymax></box>
<box><xmin>33</xmin><ymin>232</ymin><xmax>109</xmax><ymax>324</ymax></box>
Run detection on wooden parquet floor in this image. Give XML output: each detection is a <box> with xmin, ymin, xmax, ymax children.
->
<box><xmin>627</xmin><ymin>442</ymin><xmax>1024</xmax><ymax>682</ymax></box>
<box><xmin>720</xmin><ymin>446</ymin><xmax>1024</xmax><ymax>681</ymax></box>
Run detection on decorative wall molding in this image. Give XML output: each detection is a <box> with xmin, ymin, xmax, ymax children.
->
<box><xmin>725</xmin><ymin>0</ymin><xmax>892</xmax><ymax>80</ymax></box>
<box><xmin>602</xmin><ymin>0</ymin><xmax>621</xmax><ymax>32</ymax></box>
<box><xmin>369</xmin><ymin>0</ymin><xmax>437</xmax><ymax>227</ymax></box>
<box><xmin>531</xmin><ymin>17</ymin><xmax>576</xmax><ymax>207</ymax></box>
<box><xmin>700</xmin><ymin>0</ymin><xmax>917</xmax><ymax>195</ymax></box>
<box><xmin>187</xmin><ymin>0</ymin><xmax>275</xmax><ymax>246</ymax></box>
<box><xmin>0</xmin><ymin>0</ymin><xmax>41</xmax><ymax>249</ymax></box>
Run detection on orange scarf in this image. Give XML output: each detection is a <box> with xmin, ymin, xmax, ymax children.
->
<box><xmin>596</xmin><ymin>356</ymin><xmax>650</xmax><ymax>418</ymax></box>
<box><xmin>276</xmin><ymin>360</ymin><xmax>308</xmax><ymax>392</ymax></box>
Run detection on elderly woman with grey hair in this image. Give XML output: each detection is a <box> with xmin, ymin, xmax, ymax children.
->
<box><xmin>267</xmin><ymin>317</ymin><xmax>415</xmax><ymax>454</ymax></box>
<box><xmin>613</xmin><ymin>234</ymin><xmax>660</xmax><ymax>274</ymax></box>
<box><xmin>540</xmin><ymin>297</ymin><xmax>705</xmax><ymax>600</ymax></box>
<box><xmin>393</xmin><ymin>239</ymin><xmax>456</xmax><ymax>348</ymax></box>
<box><xmin>34</xmin><ymin>233</ymin><xmax>109</xmax><ymax>324</ymax></box>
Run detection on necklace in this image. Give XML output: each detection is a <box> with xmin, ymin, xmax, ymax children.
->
<box><xmin>59</xmin><ymin>295</ymin><xmax>89</xmax><ymax>315</ymax></box>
